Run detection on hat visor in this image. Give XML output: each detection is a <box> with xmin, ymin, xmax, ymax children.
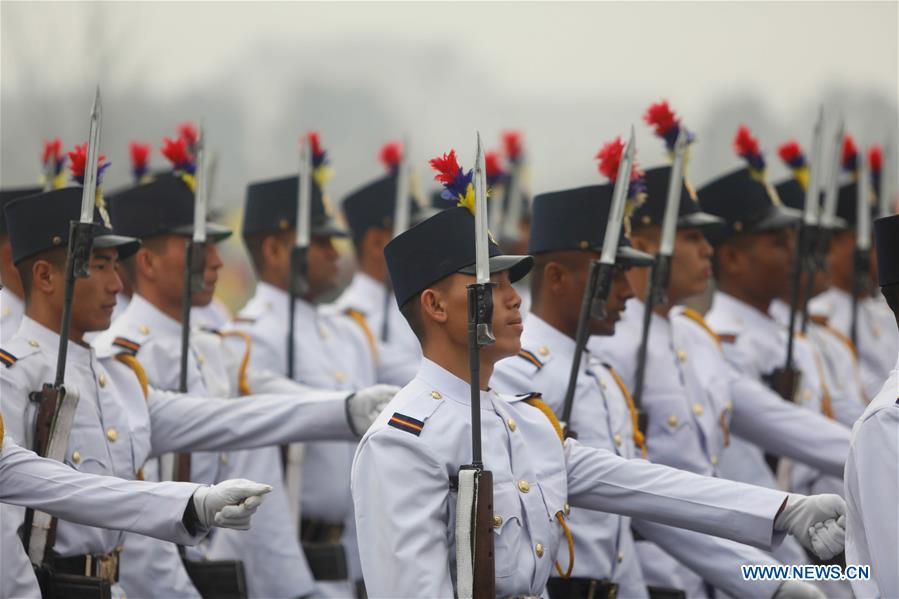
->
<box><xmin>458</xmin><ymin>254</ymin><xmax>534</xmax><ymax>283</ymax></box>
<box><xmin>616</xmin><ymin>246</ymin><xmax>654</xmax><ymax>267</ymax></box>
<box><xmin>751</xmin><ymin>206</ymin><xmax>801</xmax><ymax>233</ymax></box>
<box><xmin>94</xmin><ymin>234</ymin><xmax>141</xmax><ymax>260</ymax></box>
<box><xmin>172</xmin><ymin>222</ymin><xmax>233</xmax><ymax>241</ymax></box>
<box><xmin>678</xmin><ymin>211</ymin><xmax>726</xmax><ymax>231</ymax></box>
<box><xmin>311</xmin><ymin>218</ymin><xmax>350</xmax><ymax>238</ymax></box>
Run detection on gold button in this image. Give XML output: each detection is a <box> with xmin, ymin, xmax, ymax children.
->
<box><xmin>518</xmin><ymin>480</ymin><xmax>530</xmax><ymax>493</ymax></box>
<box><xmin>692</xmin><ymin>403</ymin><xmax>704</xmax><ymax>416</ymax></box>
<box><xmin>802</xmin><ymin>389</ymin><xmax>811</xmax><ymax>402</ymax></box>
<box><xmin>579</xmin><ymin>240</ymin><xmax>590</xmax><ymax>250</ymax></box>
<box><xmin>430</xmin><ymin>390</ymin><xmax>442</xmax><ymax>400</ymax></box>
<box><xmin>106</xmin><ymin>428</ymin><xmax>118</xmax><ymax>442</ymax></box>
<box><xmin>667</xmin><ymin>415</ymin><xmax>678</xmax><ymax>427</ymax></box>
<box><xmin>535</xmin><ymin>543</ymin><xmax>544</xmax><ymax>558</ymax></box>
<box><xmin>725</xmin><ymin>401</ymin><xmax>733</xmax><ymax>412</ymax></box>
<box><xmin>98</xmin><ymin>374</ymin><xmax>107</xmax><ymax>388</ymax></box>
<box><xmin>319</xmin><ymin>326</ymin><xmax>329</xmax><ymax>339</ymax></box>
<box><xmin>564</xmin><ymin>503</ymin><xmax>571</xmax><ymax>516</ymax></box>
<box><xmin>711</xmin><ymin>455</ymin><xmax>718</xmax><ymax>466</ymax></box>
<box><xmin>676</xmin><ymin>349</ymin><xmax>687</xmax><ymax>363</ymax></box>
<box><xmin>538</xmin><ymin>346</ymin><xmax>549</xmax><ymax>356</ymax></box>
<box><xmin>641</xmin><ymin>215</ymin><xmax>652</xmax><ymax>225</ymax></box>
<box><xmin>278</xmin><ymin>218</ymin><xmax>290</xmax><ymax>230</ymax></box>
<box><xmin>52</xmin><ymin>235</ymin><xmax>63</xmax><ymax>246</ymax></box>
<box><xmin>72</xmin><ymin>451</ymin><xmax>81</xmax><ymax>464</ymax></box>
<box><xmin>138</xmin><ymin>325</ymin><xmax>150</xmax><ymax>334</ymax></box>
<box><xmin>493</xmin><ymin>515</ymin><xmax>503</xmax><ymax>528</ymax></box>
<box><xmin>507</xmin><ymin>418</ymin><xmax>517</xmax><ymax>432</ymax></box>
<box><xmin>220</xmin><ymin>453</ymin><xmax>229</xmax><ymax>464</ymax></box>
<box><xmin>733</xmin><ymin>221</ymin><xmax>743</xmax><ymax>232</ymax></box>
<box><xmin>599</xmin><ymin>378</ymin><xmax>607</xmax><ymax>390</ymax></box>
<box><xmin>335</xmin><ymin>371</ymin><xmax>346</xmax><ymax>383</ymax></box>
<box><xmin>197</xmin><ymin>354</ymin><xmax>205</xmax><ymax>365</ymax></box>
<box><xmin>617</xmin><ymin>551</ymin><xmax>624</xmax><ymax>563</ymax></box>
<box><xmin>613</xmin><ymin>433</ymin><xmax>622</xmax><ymax>446</ymax></box>
<box><xmin>28</xmin><ymin>339</ymin><xmax>39</xmax><ymax>347</ymax></box>
<box><xmin>2</xmin><ymin>307</ymin><xmax>10</xmax><ymax>317</ymax></box>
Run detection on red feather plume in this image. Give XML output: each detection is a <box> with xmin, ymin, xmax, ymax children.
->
<box><xmin>842</xmin><ymin>135</ymin><xmax>858</xmax><ymax>166</ymax></box>
<box><xmin>161</xmin><ymin>136</ymin><xmax>192</xmax><ymax>167</ymax></box>
<box><xmin>777</xmin><ymin>140</ymin><xmax>803</xmax><ymax>165</ymax></box>
<box><xmin>130</xmin><ymin>141</ymin><xmax>151</xmax><ymax>167</ymax></box>
<box><xmin>67</xmin><ymin>144</ymin><xmax>107</xmax><ymax>180</ymax></box>
<box><xmin>733</xmin><ymin>125</ymin><xmax>760</xmax><ymax>158</ymax></box>
<box><xmin>643</xmin><ymin>101</ymin><xmax>678</xmax><ymax>136</ymax></box>
<box><xmin>595</xmin><ymin>137</ymin><xmax>642</xmax><ymax>182</ymax></box>
<box><xmin>308</xmin><ymin>131</ymin><xmax>323</xmax><ymax>157</ymax></box>
<box><xmin>868</xmin><ymin>145</ymin><xmax>883</xmax><ymax>173</ymax></box>
<box><xmin>502</xmin><ymin>130</ymin><xmax>523</xmax><ymax>161</ymax></box>
<box><xmin>177</xmin><ymin>122</ymin><xmax>198</xmax><ymax>147</ymax></box>
<box><xmin>43</xmin><ymin>138</ymin><xmax>63</xmax><ymax>164</ymax></box>
<box><xmin>485</xmin><ymin>151</ymin><xmax>503</xmax><ymax>179</ymax></box>
<box><xmin>429</xmin><ymin>150</ymin><xmax>461</xmax><ymax>185</ymax></box>
<box><xmin>379</xmin><ymin>141</ymin><xmax>402</xmax><ymax>169</ymax></box>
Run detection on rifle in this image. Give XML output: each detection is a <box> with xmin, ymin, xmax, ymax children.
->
<box><xmin>777</xmin><ymin>111</ymin><xmax>824</xmax><ymax>401</ymax></box>
<box><xmin>174</xmin><ymin>124</ymin><xmax>207</xmax><ymax>483</ymax></box>
<box><xmin>851</xmin><ymin>150</ymin><xmax>871</xmax><ymax>346</ymax></box>
<box><xmin>559</xmin><ymin>128</ymin><xmax>636</xmax><ymax>438</ymax></box>
<box><xmin>24</xmin><ymin>88</ymin><xmax>100</xmax><ymax>567</ymax></box>
<box><xmin>881</xmin><ymin>141</ymin><xmax>895</xmax><ymax>219</ymax></box>
<box><xmin>500</xmin><ymin>151</ymin><xmax>525</xmax><ymax>246</ymax></box>
<box><xmin>455</xmin><ymin>133</ymin><xmax>495</xmax><ymax>599</ymax></box>
<box><xmin>382</xmin><ymin>137</ymin><xmax>411</xmax><ymax>342</ymax></box>
<box><xmin>632</xmin><ymin>128</ymin><xmax>687</xmax><ymax>423</ymax></box>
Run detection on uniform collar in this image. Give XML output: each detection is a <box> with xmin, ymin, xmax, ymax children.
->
<box><xmin>349</xmin><ymin>272</ymin><xmax>388</xmax><ymax>303</ymax></box>
<box><xmin>17</xmin><ymin>315</ymin><xmax>94</xmax><ymax>363</ymax></box>
<box><xmin>712</xmin><ymin>291</ymin><xmax>781</xmax><ymax>334</ymax></box>
<box><xmin>253</xmin><ymin>281</ymin><xmax>317</xmax><ymax>322</ymax></box>
<box><xmin>416</xmin><ymin>357</ymin><xmax>497</xmax><ymax>411</ymax></box>
<box><xmin>522</xmin><ymin>313</ymin><xmax>577</xmax><ymax>361</ymax></box>
<box><xmin>125</xmin><ymin>293</ymin><xmax>184</xmax><ymax>338</ymax></box>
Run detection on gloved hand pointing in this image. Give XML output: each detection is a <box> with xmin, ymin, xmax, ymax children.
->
<box><xmin>192</xmin><ymin>479</ymin><xmax>272</xmax><ymax>531</ymax></box>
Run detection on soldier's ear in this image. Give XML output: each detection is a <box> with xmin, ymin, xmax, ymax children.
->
<box><xmin>30</xmin><ymin>258</ymin><xmax>59</xmax><ymax>296</ymax></box>
<box><xmin>420</xmin><ymin>287</ymin><xmax>449</xmax><ymax>325</ymax></box>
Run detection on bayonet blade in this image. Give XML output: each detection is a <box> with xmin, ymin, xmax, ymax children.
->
<box><xmin>193</xmin><ymin>124</ymin><xmax>208</xmax><ymax>243</ymax></box>
<box><xmin>79</xmin><ymin>87</ymin><xmax>102</xmax><ymax>224</ymax></box>
<box><xmin>821</xmin><ymin>120</ymin><xmax>845</xmax><ymax>228</ymax></box>
<box><xmin>296</xmin><ymin>136</ymin><xmax>312</xmax><ymax>248</ymax></box>
<box><xmin>392</xmin><ymin>136</ymin><xmax>412</xmax><ymax>238</ymax></box>
<box><xmin>600</xmin><ymin>126</ymin><xmax>635</xmax><ymax>265</ymax></box>
<box><xmin>804</xmin><ymin>107</ymin><xmax>824</xmax><ymax>227</ymax></box>
<box><xmin>474</xmin><ymin>132</ymin><xmax>490</xmax><ymax>285</ymax></box>
<box><xmin>659</xmin><ymin>128</ymin><xmax>687</xmax><ymax>257</ymax></box>
<box><xmin>857</xmin><ymin>147</ymin><xmax>871</xmax><ymax>250</ymax></box>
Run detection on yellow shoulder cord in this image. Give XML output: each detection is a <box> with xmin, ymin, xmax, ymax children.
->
<box><xmin>810</xmin><ymin>315</ymin><xmax>860</xmax><ymax>359</ymax></box>
<box><xmin>217</xmin><ymin>330</ymin><xmax>253</xmax><ymax>396</ymax></box>
<box><xmin>681</xmin><ymin>308</ymin><xmax>722</xmax><ymax>348</ymax></box>
<box><xmin>807</xmin><ymin>349</ymin><xmax>836</xmax><ymax>420</ymax></box>
<box><xmin>605</xmin><ymin>367</ymin><xmax>647</xmax><ymax>458</ymax></box>
<box><xmin>522</xmin><ymin>396</ymin><xmax>574</xmax><ymax>579</ymax></box>
<box><xmin>344</xmin><ymin>308</ymin><xmax>379</xmax><ymax>363</ymax></box>
<box><xmin>115</xmin><ymin>354</ymin><xmax>149</xmax><ymax>479</ymax></box>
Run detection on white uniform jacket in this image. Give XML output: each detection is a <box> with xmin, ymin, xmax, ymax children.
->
<box><xmin>810</xmin><ymin>288</ymin><xmax>898</xmax><ymax>399</ymax></box>
<box><xmin>331</xmin><ymin>271</ymin><xmax>423</xmax><ymax>386</ymax></box>
<box><xmin>352</xmin><ymin>358</ymin><xmax>790</xmax><ymax>598</ymax></box>
<box><xmin>844</xmin><ymin>358</ymin><xmax>899</xmax><ymax>598</ymax></box>
<box><xmin>0</xmin><ymin>288</ymin><xmax>24</xmax><ymax>344</ymax></box>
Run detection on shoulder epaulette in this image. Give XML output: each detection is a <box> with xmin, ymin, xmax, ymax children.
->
<box><xmin>718</xmin><ymin>333</ymin><xmax>738</xmax><ymax>344</ymax></box>
<box><xmin>233</xmin><ymin>316</ymin><xmax>256</xmax><ymax>325</ymax></box>
<box><xmin>517</xmin><ymin>349</ymin><xmax>544</xmax><ymax>370</ymax></box>
<box><xmin>111</xmin><ymin>337</ymin><xmax>141</xmax><ymax>356</ymax></box>
<box><xmin>680</xmin><ymin>308</ymin><xmax>722</xmax><ymax>347</ymax></box>
<box><xmin>387</xmin><ymin>412</ymin><xmax>424</xmax><ymax>436</ymax></box>
<box><xmin>0</xmin><ymin>348</ymin><xmax>18</xmax><ymax>368</ymax></box>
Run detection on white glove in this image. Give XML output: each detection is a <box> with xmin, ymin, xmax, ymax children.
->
<box><xmin>773</xmin><ymin>580</ymin><xmax>826</xmax><ymax>599</ymax></box>
<box><xmin>346</xmin><ymin>384</ymin><xmax>400</xmax><ymax>436</ymax></box>
<box><xmin>774</xmin><ymin>494</ymin><xmax>846</xmax><ymax>559</ymax></box>
<box><xmin>192</xmin><ymin>479</ymin><xmax>272</xmax><ymax>531</ymax></box>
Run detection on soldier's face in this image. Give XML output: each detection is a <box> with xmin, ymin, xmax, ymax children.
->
<box><xmin>71</xmin><ymin>248</ymin><xmax>124</xmax><ymax>335</ymax></box>
<box><xmin>305</xmin><ymin>235</ymin><xmax>340</xmax><ymax>297</ymax></box>
<box><xmin>669</xmin><ymin>228</ymin><xmax>713</xmax><ymax>301</ymax></box>
<box><xmin>826</xmin><ymin>231</ymin><xmax>855</xmax><ymax>289</ymax></box>
<box><xmin>732</xmin><ymin>228</ymin><xmax>794</xmax><ymax>300</ymax></box>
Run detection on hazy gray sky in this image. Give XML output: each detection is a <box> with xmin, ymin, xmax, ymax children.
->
<box><xmin>2</xmin><ymin>1</ymin><xmax>897</xmax><ymax>200</ymax></box>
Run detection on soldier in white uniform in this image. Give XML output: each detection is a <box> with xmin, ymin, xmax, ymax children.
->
<box><xmin>844</xmin><ymin>213</ymin><xmax>899</xmax><ymax>597</ymax></box>
<box><xmin>0</xmin><ymin>417</ymin><xmax>270</xmax><ymax>599</ymax></box>
<box><xmin>810</xmin><ymin>175</ymin><xmax>897</xmax><ymax>398</ymax></box>
<box><xmin>95</xmin><ymin>169</ymin><xmax>396</xmax><ymax>599</ymax></box>
<box><xmin>332</xmin><ymin>143</ymin><xmax>432</xmax><ymax>386</ymax></box>
<box><xmin>0</xmin><ymin>187</ymin><xmax>392</xmax><ymax>599</ymax></box>
<box><xmin>0</xmin><ymin>186</ymin><xmax>40</xmax><ymax>343</ymax></box>
<box><xmin>229</xmin><ymin>165</ymin><xmax>382</xmax><ymax>597</ymax></box>
<box><xmin>352</xmin><ymin>159</ymin><xmax>847</xmax><ymax>598</ymax></box>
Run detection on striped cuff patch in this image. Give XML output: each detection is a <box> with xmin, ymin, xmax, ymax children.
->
<box><xmin>388</xmin><ymin>412</ymin><xmax>424</xmax><ymax>436</ymax></box>
<box><xmin>112</xmin><ymin>337</ymin><xmax>141</xmax><ymax>356</ymax></box>
<box><xmin>0</xmin><ymin>349</ymin><xmax>17</xmax><ymax>368</ymax></box>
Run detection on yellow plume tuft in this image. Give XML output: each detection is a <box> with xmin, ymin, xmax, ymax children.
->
<box><xmin>457</xmin><ymin>182</ymin><xmax>476</xmax><ymax>215</ymax></box>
